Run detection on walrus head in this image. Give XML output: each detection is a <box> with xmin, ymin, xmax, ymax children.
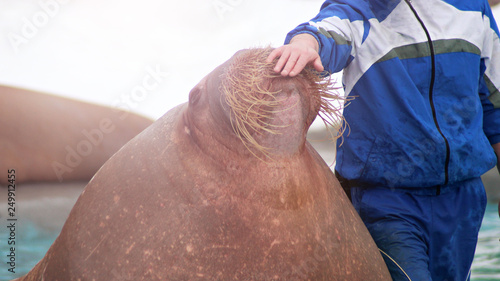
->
<box><xmin>185</xmin><ymin>48</ymin><xmax>345</xmax><ymax>161</ymax></box>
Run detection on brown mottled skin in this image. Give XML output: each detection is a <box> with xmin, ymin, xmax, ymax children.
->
<box><xmin>16</xmin><ymin>50</ymin><xmax>391</xmax><ymax>280</ymax></box>
<box><xmin>0</xmin><ymin>85</ymin><xmax>153</xmax><ymax>184</ymax></box>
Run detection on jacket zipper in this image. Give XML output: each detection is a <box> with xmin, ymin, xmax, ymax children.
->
<box><xmin>404</xmin><ymin>0</ymin><xmax>450</xmax><ymax>195</ymax></box>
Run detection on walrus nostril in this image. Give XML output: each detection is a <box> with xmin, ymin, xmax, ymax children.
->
<box><xmin>188</xmin><ymin>87</ymin><xmax>202</xmax><ymax>106</ymax></box>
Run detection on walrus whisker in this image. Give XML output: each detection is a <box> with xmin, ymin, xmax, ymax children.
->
<box><xmin>221</xmin><ymin>47</ymin><xmax>350</xmax><ymax>160</ymax></box>
<box><xmin>313</xmin><ymin>76</ymin><xmax>353</xmax><ymax>150</ymax></box>
<box><xmin>229</xmin><ymin>115</ymin><xmax>275</xmax><ymax>161</ymax></box>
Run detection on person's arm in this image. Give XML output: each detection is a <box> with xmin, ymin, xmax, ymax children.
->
<box><xmin>267</xmin><ymin>33</ymin><xmax>323</xmax><ymax>77</ymax></box>
<box><xmin>480</xmin><ymin>1</ymin><xmax>500</xmax><ymax>174</ymax></box>
<box><xmin>267</xmin><ymin>0</ymin><xmax>370</xmax><ymax>77</ymax></box>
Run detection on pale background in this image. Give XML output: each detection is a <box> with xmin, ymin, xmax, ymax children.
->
<box><xmin>0</xmin><ymin>0</ymin><xmax>328</xmax><ymax>124</ymax></box>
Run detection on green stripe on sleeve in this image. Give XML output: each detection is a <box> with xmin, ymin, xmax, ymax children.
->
<box><xmin>485</xmin><ymin>75</ymin><xmax>500</xmax><ymax>108</ymax></box>
<box><xmin>317</xmin><ymin>27</ymin><xmax>351</xmax><ymax>46</ymax></box>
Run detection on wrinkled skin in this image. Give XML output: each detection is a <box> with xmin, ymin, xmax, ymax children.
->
<box><xmin>0</xmin><ymin>85</ymin><xmax>153</xmax><ymax>184</ymax></box>
<box><xmin>17</xmin><ymin>50</ymin><xmax>391</xmax><ymax>281</ymax></box>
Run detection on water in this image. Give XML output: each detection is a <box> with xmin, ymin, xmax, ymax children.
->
<box><xmin>471</xmin><ymin>203</ymin><xmax>500</xmax><ymax>280</ymax></box>
<box><xmin>0</xmin><ymin>221</ymin><xmax>57</xmax><ymax>280</ymax></box>
<box><xmin>0</xmin><ymin>182</ymin><xmax>85</xmax><ymax>280</ymax></box>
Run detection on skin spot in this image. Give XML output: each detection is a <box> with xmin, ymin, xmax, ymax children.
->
<box><xmin>114</xmin><ymin>195</ymin><xmax>120</xmax><ymax>204</ymax></box>
<box><xmin>184</xmin><ymin>126</ymin><xmax>191</xmax><ymax>135</ymax></box>
<box><xmin>186</xmin><ymin>244</ymin><xmax>194</xmax><ymax>253</ymax></box>
<box><xmin>126</xmin><ymin>242</ymin><xmax>135</xmax><ymax>255</ymax></box>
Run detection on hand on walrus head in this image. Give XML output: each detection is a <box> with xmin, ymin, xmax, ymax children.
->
<box><xmin>218</xmin><ymin>47</ymin><xmax>349</xmax><ymax>160</ymax></box>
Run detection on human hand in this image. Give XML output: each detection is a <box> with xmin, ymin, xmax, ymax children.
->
<box><xmin>267</xmin><ymin>33</ymin><xmax>324</xmax><ymax>77</ymax></box>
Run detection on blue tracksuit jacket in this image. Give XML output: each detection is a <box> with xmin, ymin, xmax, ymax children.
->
<box><xmin>286</xmin><ymin>0</ymin><xmax>500</xmax><ymax>189</ymax></box>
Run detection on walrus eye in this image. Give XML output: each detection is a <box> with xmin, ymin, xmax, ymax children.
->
<box><xmin>188</xmin><ymin>87</ymin><xmax>202</xmax><ymax>106</ymax></box>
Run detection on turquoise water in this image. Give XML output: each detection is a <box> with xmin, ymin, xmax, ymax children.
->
<box><xmin>471</xmin><ymin>203</ymin><xmax>500</xmax><ymax>280</ymax></box>
<box><xmin>0</xmin><ymin>221</ymin><xmax>58</xmax><ymax>280</ymax></box>
<box><xmin>0</xmin><ymin>204</ymin><xmax>498</xmax><ymax>280</ymax></box>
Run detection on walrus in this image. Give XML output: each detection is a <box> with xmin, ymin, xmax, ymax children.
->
<box><xmin>0</xmin><ymin>85</ymin><xmax>153</xmax><ymax>184</ymax></box>
<box><xmin>16</xmin><ymin>48</ymin><xmax>391</xmax><ymax>281</ymax></box>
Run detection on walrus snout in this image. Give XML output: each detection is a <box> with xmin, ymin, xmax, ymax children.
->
<box><xmin>185</xmin><ymin>47</ymin><xmax>345</xmax><ymax>160</ymax></box>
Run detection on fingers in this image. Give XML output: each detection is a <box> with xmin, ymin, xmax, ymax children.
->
<box><xmin>268</xmin><ymin>46</ymin><xmax>302</xmax><ymax>77</ymax></box>
<box><xmin>313</xmin><ymin>57</ymin><xmax>325</xmax><ymax>72</ymax></box>
<box><xmin>285</xmin><ymin>51</ymin><xmax>323</xmax><ymax>77</ymax></box>
<box><xmin>268</xmin><ymin>47</ymin><xmax>291</xmax><ymax>75</ymax></box>
<box><xmin>267</xmin><ymin>47</ymin><xmax>297</xmax><ymax>76</ymax></box>
<box><xmin>281</xmin><ymin>51</ymin><xmax>300</xmax><ymax>76</ymax></box>
<box><xmin>289</xmin><ymin>55</ymin><xmax>311</xmax><ymax>77</ymax></box>
<box><xmin>266</xmin><ymin>47</ymin><xmax>283</xmax><ymax>64</ymax></box>
<box><xmin>267</xmin><ymin>44</ymin><xmax>323</xmax><ymax>77</ymax></box>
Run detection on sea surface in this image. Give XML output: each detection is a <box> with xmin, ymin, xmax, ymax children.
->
<box><xmin>471</xmin><ymin>203</ymin><xmax>500</xmax><ymax>281</ymax></box>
